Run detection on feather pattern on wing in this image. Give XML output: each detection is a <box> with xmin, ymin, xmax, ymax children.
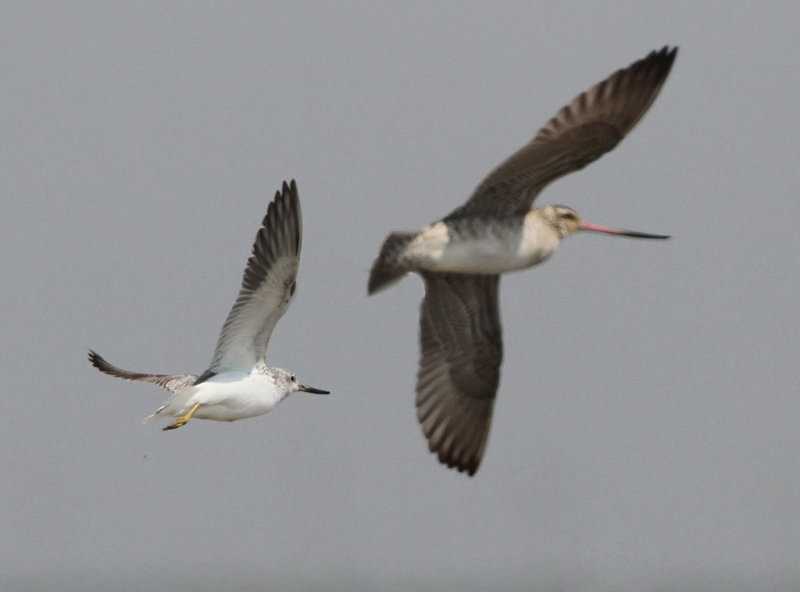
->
<box><xmin>88</xmin><ymin>350</ymin><xmax>197</xmax><ymax>393</ymax></box>
<box><xmin>446</xmin><ymin>46</ymin><xmax>677</xmax><ymax>220</ymax></box>
<box><xmin>416</xmin><ymin>273</ymin><xmax>503</xmax><ymax>475</ymax></box>
<box><xmin>207</xmin><ymin>180</ymin><xmax>302</xmax><ymax>373</ymax></box>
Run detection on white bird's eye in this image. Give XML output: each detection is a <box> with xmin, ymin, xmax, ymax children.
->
<box><xmin>290</xmin><ymin>375</ymin><xmax>296</xmax><ymax>382</ymax></box>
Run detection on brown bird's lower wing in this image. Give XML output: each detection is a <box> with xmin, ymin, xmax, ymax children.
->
<box><xmin>416</xmin><ymin>273</ymin><xmax>503</xmax><ymax>475</ymax></box>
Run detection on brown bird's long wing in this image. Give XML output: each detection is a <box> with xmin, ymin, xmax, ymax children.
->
<box><xmin>416</xmin><ymin>273</ymin><xmax>503</xmax><ymax>476</ymax></box>
<box><xmin>446</xmin><ymin>46</ymin><xmax>677</xmax><ymax>220</ymax></box>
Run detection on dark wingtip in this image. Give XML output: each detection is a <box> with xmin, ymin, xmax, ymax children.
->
<box><xmin>87</xmin><ymin>349</ymin><xmax>122</xmax><ymax>378</ymax></box>
<box><xmin>438</xmin><ymin>452</ymin><xmax>480</xmax><ymax>477</ymax></box>
<box><xmin>281</xmin><ymin>178</ymin><xmax>298</xmax><ymax>198</ymax></box>
<box><xmin>273</xmin><ymin>179</ymin><xmax>298</xmax><ymax>210</ymax></box>
<box><xmin>87</xmin><ymin>349</ymin><xmax>103</xmax><ymax>369</ymax></box>
<box><xmin>429</xmin><ymin>437</ymin><xmax>482</xmax><ymax>477</ymax></box>
<box><xmin>648</xmin><ymin>45</ymin><xmax>678</xmax><ymax>66</ymax></box>
<box><xmin>459</xmin><ymin>462</ymin><xmax>479</xmax><ymax>477</ymax></box>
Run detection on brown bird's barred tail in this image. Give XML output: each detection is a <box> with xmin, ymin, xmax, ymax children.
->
<box><xmin>367</xmin><ymin>231</ymin><xmax>416</xmax><ymax>295</ymax></box>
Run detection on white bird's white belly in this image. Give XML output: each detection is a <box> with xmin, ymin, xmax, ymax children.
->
<box><xmin>403</xmin><ymin>215</ymin><xmax>560</xmax><ymax>274</ymax></box>
<box><xmin>173</xmin><ymin>370</ymin><xmax>286</xmax><ymax>421</ymax></box>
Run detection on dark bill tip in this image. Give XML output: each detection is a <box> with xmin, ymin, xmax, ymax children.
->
<box><xmin>618</xmin><ymin>230</ymin><xmax>671</xmax><ymax>240</ymax></box>
<box><xmin>300</xmin><ymin>385</ymin><xmax>330</xmax><ymax>395</ymax></box>
<box><xmin>579</xmin><ymin>220</ymin><xmax>670</xmax><ymax>240</ymax></box>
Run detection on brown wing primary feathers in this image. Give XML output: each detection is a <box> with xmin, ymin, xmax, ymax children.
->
<box><xmin>416</xmin><ymin>273</ymin><xmax>503</xmax><ymax>476</ymax></box>
<box><xmin>446</xmin><ymin>46</ymin><xmax>677</xmax><ymax>219</ymax></box>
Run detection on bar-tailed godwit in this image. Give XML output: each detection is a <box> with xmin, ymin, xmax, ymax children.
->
<box><xmin>369</xmin><ymin>47</ymin><xmax>676</xmax><ymax>475</ymax></box>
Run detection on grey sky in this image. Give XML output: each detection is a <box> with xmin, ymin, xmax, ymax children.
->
<box><xmin>3</xmin><ymin>2</ymin><xmax>799</xmax><ymax>591</ymax></box>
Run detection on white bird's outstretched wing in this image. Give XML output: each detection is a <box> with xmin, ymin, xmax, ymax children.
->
<box><xmin>416</xmin><ymin>272</ymin><xmax>503</xmax><ymax>476</ymax></box>
<box><xmin>207</xmin><ymin>180</ymin><xmax>302</xmax><ymax>374</ymax></box>
<box><xmin>88</xmin><ymin>350</ymin><xmax>197</xmax><ymax>393</ymax></box>
<box><xmin>446</xmin><ymin>46</ymin><xmax>677</xmax><ymax>220</ymax></box>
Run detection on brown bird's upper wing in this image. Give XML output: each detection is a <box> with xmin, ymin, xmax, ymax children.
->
<box><xmin>416</xmin><ymin>273</ymin><xmax>503</xmax><ymax>476</ymax></box>
<box><xmin>445</xmin><ymin>46</ymin><xmax>677</xmax><ymax>220</ymax></box>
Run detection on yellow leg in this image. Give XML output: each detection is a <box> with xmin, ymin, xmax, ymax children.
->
<box><xmin>163</xmin><ymin>402</ymin><xmax>201</xmax><ymax>431</ymax></box>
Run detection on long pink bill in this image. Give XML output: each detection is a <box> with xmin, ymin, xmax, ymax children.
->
<box><xmin>579</xmin><ymin>220</ymin><xmax>670</xmax><ymax>240</ymax></box>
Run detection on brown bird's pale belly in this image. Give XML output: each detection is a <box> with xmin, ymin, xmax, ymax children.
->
<box><xmin>402</xmin><ymin>218</ymin><xmax>560</xmax><ymax>275</ymax></box>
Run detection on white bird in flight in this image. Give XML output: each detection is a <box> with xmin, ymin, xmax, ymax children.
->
<box><xmin>369</xmin><ymin>47</ymin><xmax>677</xmax><ymax>475</ymax></box>
<box><xmin>90</xmin><ymin>180</ymin><xmax>329</xmax><ymax>430</ymax></box>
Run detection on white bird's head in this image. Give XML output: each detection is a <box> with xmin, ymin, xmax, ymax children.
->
<box><xmin>272</xmin><ymin>367</ymin><xmax>330</xmax><ymax>396</ymax></box>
